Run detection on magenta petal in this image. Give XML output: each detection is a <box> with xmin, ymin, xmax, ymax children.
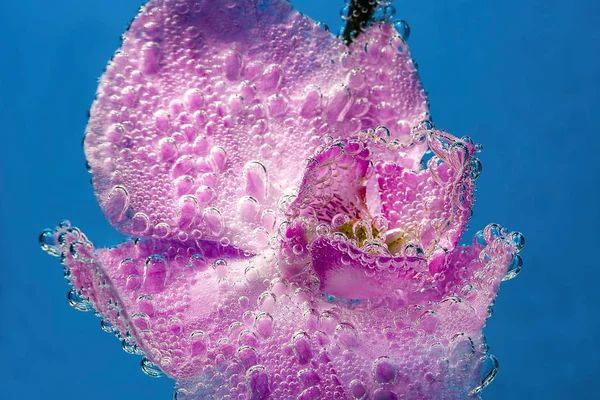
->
<box><xmin>288</xmin><ymin>139</ymin><xmax>371</xmax><ymax>223</ymax></box>
<box><xmin>279</xmin><ymin>137</ymin><xmax>372</xmax><ymax>277</ymax></box>
<box><xmin>84</xmin><ymin>0</ymin><xmax>429</xmax><ymax>250</ymax></box>
<box><xmin>311</xmin><ymin>236</ymin><xmax>427</xmax><ymax>299</ymax></box>
<box><xmin>377</xmin><ymin>130</ymin><xmax>475</xmax><ymax>258</ymax></box>
<box><xmin>39</xmin><ymin>0</ymin><xmax>524</xmax><ymax>397</ymax></box>
<box><xmin>46</xmin><ymin>220</ymin><xmax>518</xmax><ymax>398</ymax></box>
<box><xmin>346</xmin><ymin>23</ymin><xmax>429</xmax><ymax>158</ymax></box>
<box><xmin>85</xmin><ymin>0</ymin><xmax>348</xmax><ymax>248</ymax></box>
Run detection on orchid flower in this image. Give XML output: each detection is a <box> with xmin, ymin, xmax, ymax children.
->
<box><xmin>40</xmin><ymin>0</ymin><xmax>524</xmax><ymax>398</ymax></box>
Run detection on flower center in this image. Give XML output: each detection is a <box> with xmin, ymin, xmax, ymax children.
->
<box><xmin>335</xmin><ymin>219</ymin><xmax>411</xmax><ymax>255</ymax></box>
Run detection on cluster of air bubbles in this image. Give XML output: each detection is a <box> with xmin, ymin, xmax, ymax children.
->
<box><xmin>409</xmin><ymin>120</ymin><xmax>485</xmax><ymax>181</ymax></box>
<box><xmin>39</xmin><ymin>221</ymin><xmax>156</xmax><ymax>378</ymax></box>
<box><xmin>338</xmin><ymin>0</ymin><xmax>409</xmax><ymax>43</ymax></box>
<box><xmin>474</xmin><ymin>223</ymin><xmax>525</xmax><ymax>281</ymax></box>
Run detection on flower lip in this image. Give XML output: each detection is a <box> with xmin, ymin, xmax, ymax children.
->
<box><xmin>282</xmin><ymin>126</ymin><xmax>480</xmax><ymax>298</ymax></box>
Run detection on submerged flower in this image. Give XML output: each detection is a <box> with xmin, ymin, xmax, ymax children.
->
<box><xmin>40</xmin><ymin>0</ymin><xmax>524</xmax><ymax>398</ymax></box>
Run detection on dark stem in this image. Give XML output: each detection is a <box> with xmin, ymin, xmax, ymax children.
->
<box><xmin>341</xmin><ymin>0</ymin><xmax>377</xmax><ymax>44</ymax></box>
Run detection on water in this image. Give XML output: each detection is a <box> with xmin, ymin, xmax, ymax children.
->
<box><xmin>1</xmin><ymin>0</ymin><xmax>599</xmax><ymax>399</ymax></box>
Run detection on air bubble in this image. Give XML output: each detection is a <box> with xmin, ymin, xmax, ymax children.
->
<box><xmin>106</xmin><ymin>123</ymin><xmax>125</xmax><ymax>143</ymax></box>
<box><xmin>372</xmin><ymin>356</ymin><xmax>398</xmax><ymax>385</ymax></box>
<box><xmin>126</xmin><ymin>274</ymin><xmax>141</xmax><ymax>290</ymax></box>
<box><xmin>122</xmin><ymin>340</ymin><xmax>142</xmax><ymax>355</ymax></box>
<box><xmin>315</xmin><ymin>224</ymin><xmax>331</xmax><ymax>237</ymax></box>
<box><xmin>105</xmin><ymin>185</ymin><xmax>129</xmax><ymax>223</ymax></box>
<box><xmin>67</xmin><ymin>289</ymin><xmax>93</xmax><ymax>312</ymax></box>
<box><xmin>503</xmin><ymin>254</ymin><xmax>523</xmax><ymax>281</ymax></box>
<box><xmin>292</xmin><ymin>243</ymin><xmax>305</xmax><ymax>255</ymax></box>
<box><xmin>137</xmin><ymin>294</ymin><xmax>155</xmax><ymax>317</ymax></box>
<box><xmin>69</xmin><ymin>240</ymin><xmax>94</xmax><ymax>262</ymax></box>
<box><xmin>158</xmin><ymin>138</ymin><xmax>178</xmax><ymax>161</ymax></box>
<box><xmin>154</xmin><ymin>222</ymin><xmax>171</xmax><ymax>239</ymax></box>
<box><xmin>239</xmin><ymin>330</ymin><xmax>259</xmax><ymax>347</ymax></box>
<box><xmin>375</xmin><ymin>126</ymin><xmax>391</xmax><ymax>141</ymax></box>
<box><xmin>384</xmin><ymin>5</ymin><xmax>396</xmax><ymax>19</ymax></box>
<box><xmin>236</xmin><ymin>346</ymin><xmax>258</xmax><ymax>370</ymax></box>
<box><xmin>483</xmin><ymin>223</ymin><xmax>504</xmax><ymax>242</ymax></box>
<box><xmin>312</xmin><ymin>21</ymin><xmax>330</xmax><ymax>38</ymax></box>
<box><xmin>210</xmin><ymin>146</ymin><xmax>228</xmax><ymax>173</ymax></box>
<box><xmin>203</xmin><ymin>207</ymin><xmax>223</xmax><ymax>235</ymax></box>
<box><xmin>393</xmin><ymin>20</ymin><xmax>410</xmax><ymax>40</ymax></box>
<box><xmin>39</xmin><ymin>229</ymin><xmax>60</xmax><ymax>256</ymax></box>
<box><xmin>259</xmin><ymin>64</ymin><xmax>283</xmax><ymax>92</ymax></box>
<box><xmin>292</xmin><ymin>332</ymin><xmax>313</xmax><ymax>364</ymax></box>
<box><xmin>244</xmin><ymin>161</ymin><xmax>268</xmax><ymax>201</ymax></box>
<box><xmin>119</xmin><ymin>258</ymin><xmax>137</xmax><ymax>275</ymax></box>
<box><xmin>238</xmin><ymin>196</ymin><xmax>259</xmax><ymax>222</ymax></box>
<box><xmin>212</xmin><ymin>258</ymin><xmax>228</xmax><ymax>279</ymax></box>
<box><xmin>373</xmin><ymin>389</ymin><xmax>398</xmax><ymax>400</ymax></box>
<box><xmin>300</xmin><ymin>85</ymin><xmax>323</xmax><ymax>118</ymax></box>
<box><xmin>347</xmin><ymin>68</ymin><xmax>366</xmax><ymax>91</ymax></box>
<box><xmin>132</xmin><ymin>312</ymin><xmax>151</xmax><ymax>330</ymax></box>
<box><xmin>335</xmin><ymin>323</ymin><xmax>359</xmax><ymax>348</ymax></box>
<box><xmin>228</xmin><ymin>94</ymin><xmax>245</xmax><ymax>115</ymax></box>
<box><xmin>257</xmin><ymin>291</ymin><xmax>276</xmax><ymax>312</ymax></box>
<box><xmin>184</xmin><ymin>89</ymin><xmax>204</xmax><ymax>111</ymax></box>
<box><xmin>469</xmin><ymin>158</ymin><xmax>483</xmax><ymax>180</ymax></box>
<box><xmin>187</xmin><ymin>254</ymin><xmax>206</xmax><ymax>272</ymax></box>
<box><xmin>131</xmin><ymin>212</ymin><xmax>150</xmax><ymax>234</ymax></box>
<box><xmin>143</xmin><ymin>254</ymin><xmax>168</xmax><ymax>293</ymax></box>
<box><xmin>340</xmin><ymin>5</ymin><xmax>351</xmax><ymax>21</ymax></box>
<box><xmin>267</xmin><ymin>94</ymin><xmax>289</xmax><ymax>117</ymax></box>
<box><xmin>190</xmin><ymin>330</ymin><xmax>209</xmax><ymax>357</ymax></box>
<box><xmin>246</xmin><ymin>365</ymin><xmax>270</xmax><ymax>400</ymax></box>
<box><xmin>245</xmin><ymin>265</ymin><xmax>259</xmax><ymax>282</ymax></box>
<box><xmin>450</xmin><ymin>333</ymin><xmax>476</xmax><ymax>362</ymax></box>
<box><xmin>299</xmin><ymin>386</ymin><xmax>321</xmax><ymax>400</ymax></box>
<box><xmin>326</xmin><ymin>84</ymin><xmax>353</xmax><ymax>122</ymax></box>
<box><xmin>224</xmin><ymin>0</ymin><xmax>238</xmax><ymax>9</ymax></box>
<box><xmin>254</xmin><ymin>312</ymin><xmax>274</xmax><ymax>338</ymax></box>
<box><xmin>154</xmin><ymin>110</ymin><xmax>170</xmax><ymax>132</ymax></box>
<box><xmin>140</xmin><ymin>42</ymin><xmax>160</xmax><ymax>74</ymax></box>
<box><xmin>171</xmin><ymin>155</ymin><xmax>194</xmax><ymax>178</ymax></box>
<box><xmin>349</xmin><ymin>379</ymin><xmax>367</xmax><ymax>399</ymax></box>
<box><xmin>141</xmin><ymin>357</ymin><xmax>164</xmax><ymax>378</ymax></box>
<box><xmin>470</xmin><ymin>354</ymin><xmax>499</xmax><ymax>395</ymax></box>
<box><xmin>298</xmin><ymin>368</ymin><xmax>321</xmax><ymax>387</ymax></box>
<box><xmin>223</xmin><ymin>50</ymin><xmax>242</xmax><ymax>80</ymax></box>
<box><xmin>509</xmin><ymin>231</ymin><xmax>525</xmax><ymax>252</ymax></box>
<box><xmin>196</xmin><ymin>186</ymin><xmax>216</xmax><ymax>205</ymax></box>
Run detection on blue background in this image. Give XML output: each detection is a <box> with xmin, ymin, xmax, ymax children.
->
<box><xmin>1</xmin><ymin>0</ymin><xmax>598</xmax><ymax>398</ymax></box>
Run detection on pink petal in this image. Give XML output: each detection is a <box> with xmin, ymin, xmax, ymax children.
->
<box><xmin>287</xmin><ymin>139</ymin><xmax>371</xmax><ymax>224</ymax></box>
<box><xmin>377</xmin><ymin>130</ymin><xmax>476</xmax><ymax>259</ymax></box>
<box><xmin>43</xmin><ymin>220</ymin><xmax>518</xmax><ymax>398</ymax></box>
<box><xmin>284</xmin><ymin>131</ymin><xmax>477</xmax><ymax>280</ymax></box>
<box><xmin>347</xmin><ymin>22</ymin><xmax>429</xmax><ymax>156</ymax></box>
<box><xmin>84</xmin><ymin>0</ymin><xmax>428</xmax><ymax>250</ymax></box>
<box><xmin>310</xmin><ymin>235</ymin><xmax>427</xmax><ymax>299</ymax></box>
<box><xmin>280</xmin><ymin>136</ymin><xmax>373</xmax><ymax>278</ymax></box>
